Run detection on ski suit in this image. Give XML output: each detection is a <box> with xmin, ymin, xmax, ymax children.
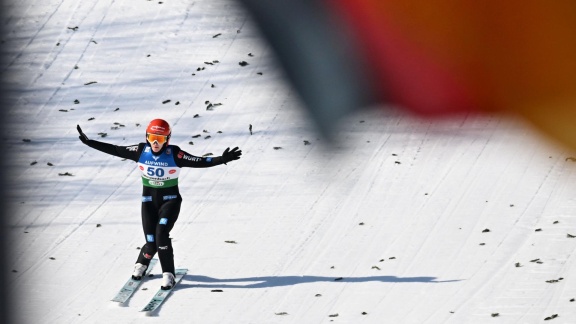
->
<box><xmin>83</xmin><ymin>139</ymin><xmax>228</xmax><ymax>275</ymax></box>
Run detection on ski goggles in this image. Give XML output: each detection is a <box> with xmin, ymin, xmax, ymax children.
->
<box><xmin>146</xmin><ymin>133</ymin><xmax>169</xmax><ymax>145</ymax></box>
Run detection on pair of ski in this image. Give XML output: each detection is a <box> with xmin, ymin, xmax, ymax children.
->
<box><xmin>111</xmin><ymin>259</ymin><xmax>188</xmax><ymax>313</ymax></box>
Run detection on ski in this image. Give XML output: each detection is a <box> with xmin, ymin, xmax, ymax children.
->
<box><xmin>111</xmin><ymin>259</ymin><xmax>158</xmax><ymax>304</ymax></box>
<box><xmin>141</xmin><ymin>268</ymin><xmax>188</xmax><ymax>313</ymax></box>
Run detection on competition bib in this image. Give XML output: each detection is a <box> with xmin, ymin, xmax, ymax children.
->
<box><xmin>137</xmin><ymin>146</ymin><xmax>181</xmax><ymax>188</ymax></box>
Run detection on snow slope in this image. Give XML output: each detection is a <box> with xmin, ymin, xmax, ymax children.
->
<box><xmin>4</xmin><ymin>0</ymin><xmax>576</xmax><ymax>323</ymax></box>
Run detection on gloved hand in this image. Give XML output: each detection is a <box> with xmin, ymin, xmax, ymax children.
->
<box><xmin>221</xmin><ymin>147</ymin><xmax>242</xmax><ymax>164</ymax></box>
<box><xmin>77</xmin><ymin>125</ymin><xmax>89</xmax><ymax>144</ymax></box>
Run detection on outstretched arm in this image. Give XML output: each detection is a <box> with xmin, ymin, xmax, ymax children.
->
<box><xmin>77</xmin><ymin>125</ymin><xmax>143</xmax><ymax>162</ymax></box>
<box><xmin>174</xmin><ymin>146</ymin><xmax>242</xmax><ymax>168</ymax></box>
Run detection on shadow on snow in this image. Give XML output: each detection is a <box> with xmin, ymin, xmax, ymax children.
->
<box><xmin>177</xmin><ymin>274</ymin><xmax>460</xmax><ymax>289</ymax></box>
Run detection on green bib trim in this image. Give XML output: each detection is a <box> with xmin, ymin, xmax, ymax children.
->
<box><xmin>142</xmin><ymin>177</ymin><xmax>178</xmax><ymax>188</ymax></box>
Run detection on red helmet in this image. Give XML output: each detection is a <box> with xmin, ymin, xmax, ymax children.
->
<box><xmin>146</xmin><ymin>119</ymin><xmax>171</xmax><ymax>136</ymax></box>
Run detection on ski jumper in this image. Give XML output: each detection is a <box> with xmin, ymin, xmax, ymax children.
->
<box><xmin>83</xmin><ymin>140</ymin><xmax>227</xmax><ymax>275</ymax></box>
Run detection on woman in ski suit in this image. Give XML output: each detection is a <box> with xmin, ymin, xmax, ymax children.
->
<box><xmin>77</xmin><ymin>119</ymin><xmax>242</xmax><ymax>289</ymax></box>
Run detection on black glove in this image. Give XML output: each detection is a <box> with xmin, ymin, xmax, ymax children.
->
<box><xmin>77</xmin><ymin>125</ymin><xmax>89</xmax><ymax>144</ymax></box>
<box><xmin>221</xmin><ymin>147</ymin><xmax>242</xmax><ymax>164</ymax></box>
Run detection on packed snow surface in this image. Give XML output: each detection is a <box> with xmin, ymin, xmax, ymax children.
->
<box><xmin>4</xmin><ymin>0</ymin><xmax>576</xmax><ymax>323</ymax></box>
